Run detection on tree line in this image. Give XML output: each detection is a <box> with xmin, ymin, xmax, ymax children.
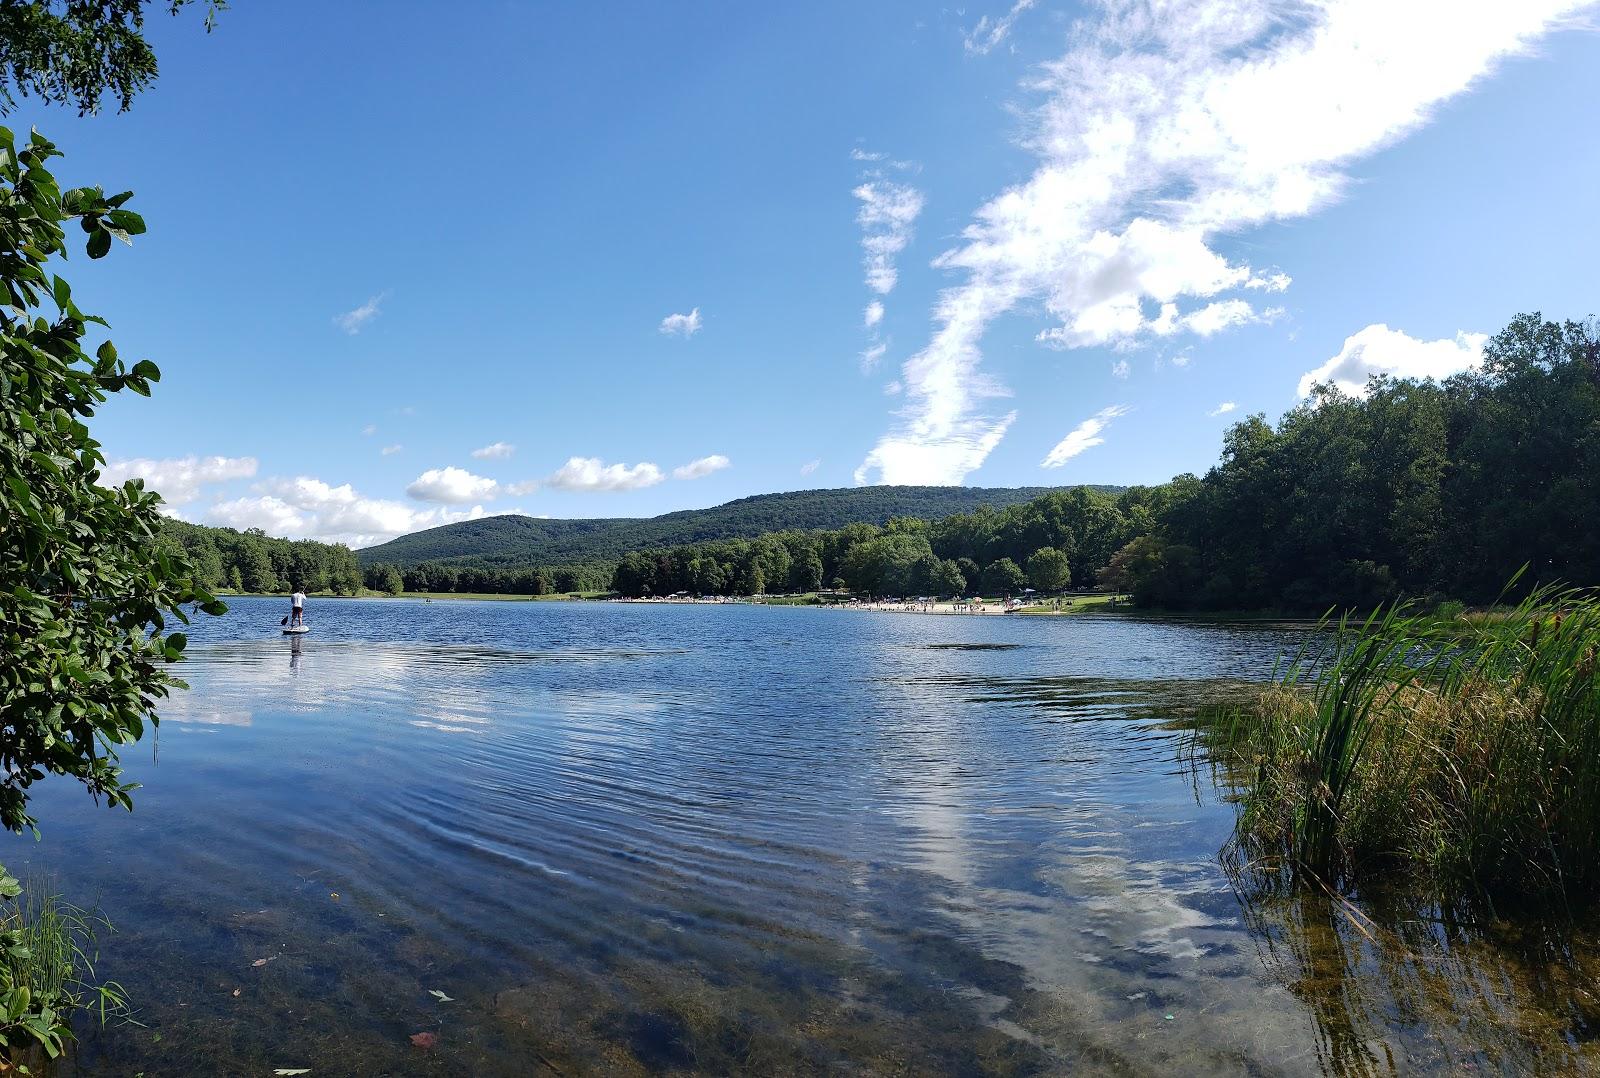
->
<box><xmin>159</xmin><ymin>519</ymin><xmax>363</xmax><ymax>594</ymax></box>
<box><xmin>612</xmin><ymin>313</ymin><xmax>1599</xmax><ymax>611</ymax></box>
<box><xmin>611</xmin><ymin>484</ymin><xmax>1135</xmax><ymax>599</ymax></box>
<box><xmin>162</xmin><ymin>312</ymin><xmax>1598</xmax><ymax>612</ymax></box>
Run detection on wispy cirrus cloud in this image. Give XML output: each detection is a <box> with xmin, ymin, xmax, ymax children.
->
<box><xmin>1042</xmin><ymin>405</ymin><xmax>1130</xmax><ymax>468</ymax></box>
<box><xmin>854</xmin><ymin>180</ymin><xmax>925</xmax><ymax>296</ymax></box>
<box><xmin>1299</xmin><ymin>324</ymin><xmax>1486</xmax><ymax>398</ymax></box>
<box><xmin>659</xmin><ymin>308</ymin><xmax>702</xmax><ymax>337</ymax></box>
<box><xmin>963</xmin><ymin>0</ymin><xmax>1037</xmax><ymax>55</ymax></box>
<box><xmin>335</xmin><ymin>292</ymin><xmax>387</xmax><ymax>335</ymax></box>
<box><xmin>800</xmin><ymin>458</ymin><xmax>821</xmax><ymax>477</ymax></box>
<box><xmin>545</xmin><ymin>457</ymin><xmax>664</xmax><ymax>492</ymax></box>
<box><xmin>380</xmin><ymin>443</ymin><xmax>403</xmax><ymax>456</ymax></box>
<box><xmin>672</xmin><ymin>454</ymin><xmax>731</xmax><ymax>480</ymax></box>
<box><xmin>860</xmin><ymin>0</ymin><xmax>1588</xmax><ymax>485</ymax></box>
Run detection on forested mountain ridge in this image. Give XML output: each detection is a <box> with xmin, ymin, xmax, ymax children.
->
<box><xmin>356</xmin><ymin>485</ymin><xmax>1115</xmax><ymax>569</ymax></box>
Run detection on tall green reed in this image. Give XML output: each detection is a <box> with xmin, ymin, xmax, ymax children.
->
<box><xmin>1213</xmin><ymin>582</ymin><xmax>1600</xmax><ymax>903</ymax></box>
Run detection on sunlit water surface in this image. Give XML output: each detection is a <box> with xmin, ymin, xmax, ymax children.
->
<box><xmin>16</xmin><ymin>598</ymin><xmax>1600</xmax><ymax>1075</ymax></box>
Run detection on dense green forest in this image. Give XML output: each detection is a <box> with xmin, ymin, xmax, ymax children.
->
<box><xmin>610</xmin><ymin>486</ymin><xmax>1132</xmax><ymax>598</ymax></box>
<box><xmin>612</xmin><ymin>313</ymin><xmax>1599</xmax><ymax>608</ymax></box>
<box><xmin>159</xmin><ymin>519</ymin><xmax>363</xmax><ymax>594</ymax></box>
<box><xmin>356</xmin><ymin>485</ymin><xmax>1106</xmax><ymax>569</ymax></box>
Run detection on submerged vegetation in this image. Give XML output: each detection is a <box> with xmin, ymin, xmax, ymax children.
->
<box><xmin>1207</xmin><ymin>584</ymin><xmax>1600</xmax><ymax>904</ymax></box>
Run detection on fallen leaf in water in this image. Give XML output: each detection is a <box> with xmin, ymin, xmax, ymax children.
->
<box><xmin>428</xmin><ymin>990</ymin><xmax>454</xmax><ymax>1003</ymax></box>
<box><xmin>410</xmin><ymin>1031</ymin><xmax>438</xmax><ymax>1049</ymax></box>
<box><xmin>231</xmin><ymin>989</ymin><xmax>241</xmax><ymax>998</ymax></box>
<box><xmin>329</xmin><ymin>892</ymin><xmax>339</xmax><ymax>901</ymax></box>
<box><xmin>273</xmin><ymin>1071</ymin><xmax>311</xmax><ymax>1076</ymax></box>
<box><xmin>252</xmin><ymin>957</ymin><xmax>277</xmax><ymax>967</ymax></box>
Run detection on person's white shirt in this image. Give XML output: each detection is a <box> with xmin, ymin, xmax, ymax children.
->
<box><xmin>291</xmin><ymin>591</ymin><xmax>306</xmax><ymax>608</ymax></box>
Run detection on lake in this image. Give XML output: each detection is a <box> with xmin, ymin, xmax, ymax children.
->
<box><xmin>16</xmin><ymin>597</ymin><xmax>1599</xmax><ymax>1074</ymax></box>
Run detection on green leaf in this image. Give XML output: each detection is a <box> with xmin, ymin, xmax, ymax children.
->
<box><xmin>87</xmin><ymin>228</ymin><xmax>111</xmax><ymax>259</ymax></box>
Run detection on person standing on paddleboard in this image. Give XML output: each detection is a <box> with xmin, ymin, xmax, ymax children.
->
<box><xmin>290</xmin><ymin>585</ymin><xmax>306</xmax><ymax>627</ymax></box>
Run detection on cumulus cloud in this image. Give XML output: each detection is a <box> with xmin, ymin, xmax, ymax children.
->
<box><xmin>208</xmin><ymin>475</ymin><xmax>496</xmax><ymax>548</ymax></box>
<box><xmin>381</xmin><ymin>444</ymin><xmax>403</xmax><ymax>456</ymax></box>
<box><xmin>964</xmin><ymin>0</ymin><xmax>1038</xmax><ymax>55</ymax></box>
<box><xmin>672</xmin><ymin>454</ymin><xmax>731</xmax><ymax>480</ymax></box>
<box><xmin>659</xmin><ymin>308</ymin><xmax>702</xmax><ymax>337</ymax></box>
<box><xmin>471</xmin><ymin>441</ymin><xmax>515</xmax><ymax>460</ymax></box>
<box><xmin>335</xmin><ymin>293</ymin><xmax>386</xmax><ymax>335</ymax></box>
<box><xmin>860</xmin><ymin>342</ymin><xmax>888</xmax><ymax>372</ymax></box>
<box><xmin>860</xmin><ymin>0</ymin><xmax>1585</xmax><ymax>485</ymax></box>
<box><xmin>544</xmin><ymin>457</ymin><xmax>664</xmax><ymax>492</ymax></box>
<box><xmin>854</xmin><ymin>180</ymin><xmax>925</xmax><ymax>296</ymax></box>
<box><xmin>1208</xmin><ymin>401</ymin><xmax>1238</xmax><ymax>417</ymax></box>
<box><xmin>1042</xmin><ymin>405</ymin><xmax>1130</xmax><ymax>467</ymax></box>
<box><xmin>800</xmin><ymin>458</ymin><xmax>821</xmax><ymax>476</ymax></box>
<box><xmin>864</xmin><ymin>301</ymin><xmax>884</xmax><ymax>329</ymax></box>
<box><xmin>1299</xmin><ymin>324</ymin><xmax>1487</xmax><ymax>397</ymax></box>
<box><xmin>99</xmin><ymin>455</ymin><xmax>258</xmax><ymax>507</ymax></box>
<box><xmin>405</xmin><ymin>466</ymin><xmax>500</xmax><ymax>505</ymax></box>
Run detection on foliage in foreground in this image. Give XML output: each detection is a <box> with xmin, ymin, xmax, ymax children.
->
<box><xmin>1</xmin><ymin>126</ymin><xmax>221</xmax><ymax>835</ymax></box>
<box><xmin>1207</xmin><ymin>585</ymin><xmax>1600</xmax><ymax>904</ymax></box>
<box><xmin>0</xmin><ymin>871</ymin><xmax>126</xmax><ymax>1064</ymax></box>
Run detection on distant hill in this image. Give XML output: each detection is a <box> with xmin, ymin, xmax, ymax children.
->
<box><xmin>358</xmin><ymin>485</ymin><xmax>1119</xmax><ymax>569</ymax></box>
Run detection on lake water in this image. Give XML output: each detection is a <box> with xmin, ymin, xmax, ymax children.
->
<box><xmin>15</xmin><ymin>598</ymin><xmax>1599</xmax><ymax>1074</ymax></box>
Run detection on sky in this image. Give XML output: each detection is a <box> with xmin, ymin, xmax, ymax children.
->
<box><xmin>24</xmin><ymin>0</ymin><xmax>1599</xmax><ymax>546</ymax></box>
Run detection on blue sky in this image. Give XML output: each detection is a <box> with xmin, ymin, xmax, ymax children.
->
<box><xmin>25</xmin><ymin>1</ymin><xmax>1599</xmax><ymax>545</ymax></box>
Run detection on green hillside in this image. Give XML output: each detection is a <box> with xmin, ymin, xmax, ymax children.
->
<box><xmin>357</xmin><ymin>485</ymin><xmax>1113</xmax><ymax>569</ymax></box>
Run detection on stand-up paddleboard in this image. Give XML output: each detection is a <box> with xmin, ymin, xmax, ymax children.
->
<box><xmin>282</xmin><ymin>625</ymin><xmax>310</xmax><ymax>635</ymax></box>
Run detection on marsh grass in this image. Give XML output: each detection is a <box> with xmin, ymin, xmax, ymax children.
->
<box><xmin>1205</xmin><ymin>582</ymin><xmax>1600</xmax><ymax>904</ymax></box>
<box><xmin>0</xmin><ymin>879</ymin><xmax>130</xmax><ymax>1065</ymax></box>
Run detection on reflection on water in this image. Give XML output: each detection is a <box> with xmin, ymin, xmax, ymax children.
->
<box><xmin>6</xmin><ymin>598</ymin><xmax>1596</xmax><ymax>1074</ymax></box>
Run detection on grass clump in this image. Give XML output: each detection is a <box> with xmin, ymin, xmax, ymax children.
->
<box><xmin>1209</xmin><ymin>582</ymin><xmax>1600</xmax><ymax>904</ymax></box>
<box><xmin>0</xmin><ymin>869</ymin><xmax>129</xmax><ymax>1067</ymax></box>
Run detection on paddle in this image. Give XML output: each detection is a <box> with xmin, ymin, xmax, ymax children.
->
<box><xmin>280</xmin><ymin>614</ymin><xmax>288</xmax><ymax>626</ymax></box>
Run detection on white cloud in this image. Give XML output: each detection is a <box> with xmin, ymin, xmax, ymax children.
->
<box><xmin>1299</xmin><ymin>324</ymin><xmax>1486</xmax><ymax>397</ymax></box>
<box><xmin>405</xmin><ymin>466</ymin><xmax>500</xmax><ymax>505</ymax></box>
<box><xmin>381</xmin><ymin>443</ymin><xmax>403</xmax><ymax>456</ymax></box>
<box><xmin>1110</xmin><ymin>359</ymin><xmax>1130</xmax><ymax>379</ymax></box>
<box><xmin>864</xmin><ymin>301</ymin><xmax>884</xmax><ymax>328</ymax></box>
<box><xmin>361</xmin><ymin>424</ymin><xmax>377</xmax><ymax>436</ymax></box>
<box><xmin>208</xmin><ymin>475</ymin><xmax>496</xmax><ymax>547</ymax></box>
<box><xmin>854</xmin><ymin>180</ymin><xmax>925</xmax><ymax>295</ymax></box>
<box><xmin>470</xmin><ymin>441</ymin><xmax>516</xmax><ymax>460</ymax></box>
<box><xmin>673</xmin><ymin>454</ymin><xmax>731</xmax><ymax>480</ymax></box>
<box><xmin>659</xmin><ymin>308</ymin><xmax>702</xmax><ymax>337</ymax></box>
<box><xmin>544</xmin><ymin>457</ymin><xmax>664</xmax><ymax>492</ymax></box>
<box><xmin>800</xmin><ymin>458</ymin><xmax>821</xmax><ymax>476</ymax></box>
<box><xmin>1042</xmin><ymin>405</ymin><xmax>1130</xmax><ymax>468</ymax></box>
<box><xmin>964</xmin><ymin>0</ymin><xmax>1038</xmax><ymax>55</ymax></box>
<box><xmin>850</xmin><ymin>148</ymin><xmax>886</xmax><ymax>162</ymax></box>
<box><xmin>1170</xmin><ymin>350</ymin><xmax>1193</xmax><ymax>368</ymax></box>
<box><xmin>861</xmin><ymin>0</ymin><xmax>1586</xmax><ymax>484</ymax></box>
<box><xmin>1208</xmin><ymin>401</ymin><xmax>1238</xmax><ymax>417</ymax></box>
<box><xmin>99</xmin><ymin>455</ymin><xmax>258</xmax><ymax>507</ymax></box>
<box><xmin>335</xmin><ymin>293</ymin><xmax>386</xmax><ymax>335</ymax></box>
<box><xmin>860</xmin><ymin>342</ymin><xmax>888</xmax><ymax>371</ymax></box>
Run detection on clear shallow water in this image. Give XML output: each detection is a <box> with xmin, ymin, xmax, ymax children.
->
<box><xmin>13</xmin><ymin>598</ymin><xmax>1599</xmax><ymax>1074</ymax></box>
